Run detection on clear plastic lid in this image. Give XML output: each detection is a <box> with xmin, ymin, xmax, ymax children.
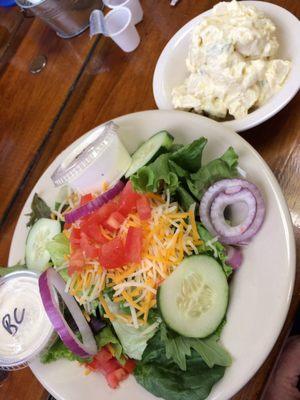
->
<box><xmin>0</xmin><ymin>270</ymin><xmax>54</xmax><ymax>370</ymax></box>
<box><xmin>51</xmin><ymin>122</ymin><xmax>119</xmax><ymax>187</ymax></box>
<box><xmin>51</xmin><ymin>121</ymin><xmax>132</xmax><ymax>195</ymax></box>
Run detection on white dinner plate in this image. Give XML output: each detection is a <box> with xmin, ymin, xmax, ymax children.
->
<box><xmin>153</xmin><ymin>1</ymin><xmax>300</xmax><ymax>132</ymax></box>
<box><xmin>9</xmin><ymin>110</ymin><xmax>295</xmax><ymax>400</ymax></box>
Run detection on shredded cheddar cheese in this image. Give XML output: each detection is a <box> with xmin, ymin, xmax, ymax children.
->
<box><xmin>67</xmin><ymin>194</ymin><xmax>202</xmax><ymax>328</ymax></box>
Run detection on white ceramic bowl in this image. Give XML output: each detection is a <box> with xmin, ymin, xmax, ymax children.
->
<box><xmin>9</xmin><ymin>110</ymin><xmax>295</xmax><ymax>400</ymax></box>
<box><xmin>153</xmin><ymin>1</ymin><xmax>300</xmax><ymax>132</ymax></box>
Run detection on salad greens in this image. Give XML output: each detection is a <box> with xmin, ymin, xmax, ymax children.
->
<box><xmin>160</xmin><ymin>323</ymin><xmax>231</xmax><ymax>371</ymax></box>
<box><xmin>26</xmin><ymin>193</ymin><xmax>52</xmax><ymax>227</ymax></box>
<box><xmin>19</xmin><ymin>131</ymin><xmax>243</xmax><ymax>400</ymax></box>
<box><xmin>46</xmin><ymin>233</ymin><xmax>70</xmax><ymax>267</ymax></box>
<box><xmin>95</xmin><ymin>326</ymin><xmax>124</xmax><ymax>364</ymax></box>
<box><xmin>130</xmin><ymin>137</ymin><xmax>239</xmax><ymax>211</ymax></box>
<box><xmin>42</xmin><ymin>326</ymin><xmax>123</xmax><ymax>365</ymax></box>
<box><xmin>106</xmin><ymin>298</ymin><xmax>160</xmax><ymax>360</ymax></box>
<box><xmin>197</xmin><ymin>223</ymin><xmax>233</xmax><ymax>278</ymax></box>
<box><xmin>134</xmin><ymin>329</ymin><xmax>226</xmax><ymax>400</ymax></box>
<box><xmin>41</xmin><ymin>336</ymin><xmax>91</xmax><ymax>364</ymax></box>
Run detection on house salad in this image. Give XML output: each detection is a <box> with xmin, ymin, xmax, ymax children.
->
<box><xmin>2</xmin><ymin>124</ymin><xmax>266</xmax><ymax>400</ymax></box>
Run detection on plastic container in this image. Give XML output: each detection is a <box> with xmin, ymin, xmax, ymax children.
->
<box><xmin>51</xmin><ymin>122</ymin><xmax>132</xmax><ymax>194</ymax></box>
<box><xmin>105</xmin><ymin>7</ymin><xmax>140</xmax><ymax>52</ymax></box>
<box><xmin>15</xmin><ymin>0</ymin><xmax>102</xmax><ymax>39</ymax></box>
<box><xmin>103</xmin><ymin>0</ymin><xmax>143</xmax><ymax>25</ymax></box>
<box><xmin>0</xmin><ymin>271</ymin><xmax>55</xmax><ymax>370</ymax></box>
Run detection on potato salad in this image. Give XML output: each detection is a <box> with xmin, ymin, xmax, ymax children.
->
<box><xmin>172</xmin><ymin>0</ymin><xmax>291</xmax><ymax>120</ymax></box>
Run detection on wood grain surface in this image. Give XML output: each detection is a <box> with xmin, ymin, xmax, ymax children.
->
<box><xmin>0</xmin><ymin>1</ymin><xmax>299</xmax><ymax>399</ymax></box>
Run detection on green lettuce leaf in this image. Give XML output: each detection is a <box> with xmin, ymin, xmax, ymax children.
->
<box><xmin>160</xmin><ymin>323</ymin><xmax>231</xmax><ymax>371</ymax></box>
<box><xmin>197</xmin><ymin>223</ymin><xmax>233</xmax><ymax>278</ymax></box>
<box><xmin>190</xmin><ymin>335</ymin><xmax>232</xmax><ymax>369</ymax></box>
<box><xmin>110</xmin><ymin>318</ymin><xmax>160</xmax><ymax>360</ymax></box>
<box><xmin>169</xmin><ymin>137</ymin><xmax>207</xmax><ymax>173</ymax></box>
<box><xmin>26</xmin><ymin>194</ymin><xmax>52</xmax><ymax>227</ymax></box>
<box><xmin>134</xmin><ymin>331</ymin><xmax>226</xmax><ymax>400</ymax></box>
<box><xmin>131</xmin><ymin>154</ymin><xmax>178</xmax><ymax>194</ymax></box>
<box><xmin>189</xmin><ymin>147</ymin><xmax>239</xmax><ymax>199</ymax></box>
<box><xmin>95</xmin><ymin>326</ymin><xmax>124</xmax><ymax>364</ymax></box>
<box><xmin>106</xmin><ymin>297</ymin><xmax>160</xmax><ymax>360</ymax></box>
<box><xmin>175</xmin><ymin>187</ymin><xmax>197</xmax><ymax>211</ymax></box>
<box><xmin>40</xmin><ymin>337</ymin><xmax>91</xmax><ymax>364</ymax></box>
<box><xmin>46</xmin><ymin>233</ymin><xmax>70</xmax><ymax>267</ymax></box>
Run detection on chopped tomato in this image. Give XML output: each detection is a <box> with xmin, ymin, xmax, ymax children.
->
<box><xmin>123</xmin><ymin>359</ymin><xmax>136</xmax><ymax>373</ymax></box>
<box><xmin>100</xmin><ymin>358</ymin><xmax>121</xmax><ymax>375</ymax></box>
<box><xmin>103</xmin><ymin>211</ymin><xmax>126</xmax><ymax>232</ymax></box>
<box><xmin>113</xmin><ymin>368</ymin><xmax>128</xmax><ymax>382</ymax></box>
<box><xmin>68</xmin><ymin>248</ymin><xmax>85</xmax><ymax>275</ymax></box>
<box><xmin>80</xmin><ymin>193</ymin><xmax>93</xmax><ymax>206</ymax></box>
<box><xmin>80</xmin><ymin>219</ymin><xmax>108</xmax><ymax>244</ymax></box>
<box><xmin>98</xmin><ymin>237</ymin><xmax>126</xmax><ymax>269</ymax></box>
<box><xmin>96</xmin><ymin>201</ymin><xmax>119</xmax><ymax>223</ymax></box>
<box><xmin>136</xmin><ymin>195</ymin><xmax>151</xmax><ymax>220</ymax></box>
<box><xmin>80</xmin><ymin>232</ymin><xmax>98</xmax><ymax>259</ymax></box>
<box><xmin>94</xmin><ymin>347</ymin><xmax>113</xmax><ymax>364</ymax></box>
<box><xmin>70</xmin><ymin>228</ymin><xmax>81</xmax><ymax>249</ymax></box>
<box><xmin>106</xmin><ymin>371</ymin><xmax>120</xmax><ymax>389</ymax></box>
<box><xmin>86</xmin><ymin>347</ymin><xmax>132</xmax><ymax>389</ymax></box>
<box><xmin>85</xmin><ymin>359</ymin><xmax>98</xmax><ymax>372</ymax></box>
<box><xmin>106</xmin><ymin>368</ymin><xmax>128</xmax><ymax>389</ymax></box>
<box><xmin>118</xmin><ymin>181</ymin><xmax>140</xmax><ymax>216</ymax></box>
<box><xmin>125</xmin><ymin>227</ymin><xmax>143</xmax><ymax>263</ymax></box>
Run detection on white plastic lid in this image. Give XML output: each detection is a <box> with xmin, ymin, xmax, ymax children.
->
<box><xmin>0</xmin><ymin>271</ymin><xmax>54</xmax><ymax>370</ymax></box>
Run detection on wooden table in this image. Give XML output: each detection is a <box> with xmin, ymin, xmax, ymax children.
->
<box><xmin>0</xmin><ymin>1</ymin><xmax>299</xmax><ymax>399</ymax></box>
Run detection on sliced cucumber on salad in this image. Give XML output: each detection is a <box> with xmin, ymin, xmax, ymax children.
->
<box><xmin>125</xmin><ymin>130</ymin><xmax>174</xmax><ymax>178</ymax></box>
<box><xmin>25</xmin><ymin>218</ymin><xmax>61</xmax><ymax>271</ymax></box>
<box><xmin>158</xmin><ymin>255</ymin><xmax>228</xmax><ymax>338</ymax></box>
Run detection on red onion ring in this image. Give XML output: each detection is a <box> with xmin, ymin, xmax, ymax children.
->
<box><xmin>65</xmin><ymin>180</ymin><xmax>124</xmax><ymax>224</ymax></box>
<box><xmin>210</xmin><ymin>189</ymin><xmax>256</xmax><ymax>239</ymax></box>
<box><xmin>39</xmin><ymin>268</ymin><xmax>97</xmax><ymax>358</ymax></box>
<box><xmin>199</xmin><ymin>178</ymin><xmax>265</xmax><ymax>245</ymax></box>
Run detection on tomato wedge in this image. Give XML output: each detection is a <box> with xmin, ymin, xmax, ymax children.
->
<box><xmin>68</xmin><ymin>248</ymin><xmax>85</xmax><ymax>276</ymax></box>
<box><xmin>80</xmin><ymin>232</ymin><xmax>98</xmax><ymax>259</ymax></box>
<box><xmin>136</xmin><ymin>195</ymin><xmax>151</xmax><ymax>220</ymax></box>
<box><xmin>125</xmin><ymin>227</ymin><xmax>143</xmax><ymax>263</ymax></box>
<box><xmin>94</xmin><ymin>347</ymin><xmax>113</xmax><ymax>364</ymax></box>
<box><xmin>96</xmin><ymin>201</ymin><xmax>119</xmax><ymax>223</ymax></box>
<box><xmin>118</xmin><ymin>181</ymin><xmax>140</xmax><ymax>216</ymax></box>
<box><xmin>123</xmin><ymin>359</ymin><xmax>136</xmax><ymax>373</ymax></box>
<box><xmin>70</xmin><ymin>228</ymin><xmax>81</xmax><ymax>249</ymax></box>
<box><xmin>86</xmin><ymin>347</ymin><xmax>133</xmax><ymax>389</ymax></box>
<box><xmin>80</xmin><ymin>219</ymin><xmax>108</xmax><ymax>244</ymax></box>
<box><xmin>98</xmin><ymin>237</ymin><xmax>126</xmax><ymax>268</ymax></box>
<box><xmin>103</xmin><ymin>211</ymin><xmax>126</xmax><ymax>232</ymax></box>
<box><xmin>80</xmin><ymin>193</ymin><xmax>93</xmax><ymax>206</ymax></box>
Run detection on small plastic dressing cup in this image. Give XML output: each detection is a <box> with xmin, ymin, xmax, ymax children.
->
<box><xmin>103</xmin><ymin>0</ymin><xmax>143</xmax><ymax>25</ymax></box>
<box><xmin>0</xmin><ymin>271</ymin><xmax>55</xmax><ymax>370</ymax></box>
<box><xmin>51</xmin><ymin>122</ymin><xmax>132</xmax><ymax>194</ymax></box>
<box><xmin>105</xmin><ymin>7</ymin><xmax>140</xmax><ymax>52</ymax></box>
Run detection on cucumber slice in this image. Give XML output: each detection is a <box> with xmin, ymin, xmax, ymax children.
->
<box><xmin>125</xmin><ymin>130</ymin><xmax>174</xmax><ymax>178</ymax></box>
<box><xmin>25</xmin><ymin>218</ymin><xmax>61</xmax><ymax>272</ymax></box>
<box><xmin>158</xmin><ymin>255</ymin><xmax>228</xmax><ymax>338</ymax></box>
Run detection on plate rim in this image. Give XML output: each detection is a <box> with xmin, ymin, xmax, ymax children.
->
<box><xmin>152</xmin><ymin>1</ymin><xmax>300</xmax><ymax>132</ymax></box>
<box><xmin>8</xmin><ymin>110</ymin><xmax>296</xmax><ymax>400</ymax></box>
